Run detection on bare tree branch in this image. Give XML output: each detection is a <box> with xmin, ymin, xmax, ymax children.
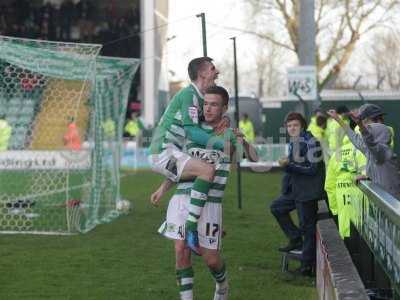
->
<box><xmin>245</xmin><ymin>0</ymin><xmax>400</xmax><ymax>90</ymax></box>
<box><xmin>275</xmin><ymin>0</ymin><xmax>299</xmax><ymax>51</ymax></box>
<box><xmin>209</xmin><ymin>22</ymin><xmax>295</xmax><ymax>51</ymax></box>
<box><xmin>319</xmin><ymin>15</ymin><xmax>346</xmax><ymax>69</ymax></box>
<box><xmin>366</xmin><ymin>31</ymin><xmax>400</xmax><ymax>89</ymax></box>
<box><xmin>360</xmin><ymin>2</ymin><xmax>399</xmax><ymax>34</ymax></box>
<box><xmin>315</xmin><ymin>0</ymin><xmax>326</xmax><ymax>37</ymax></box>
<box><xmin>320</xmin><ymin>30</ymin><xmax>360</xmax><ymax>88</ymax></box>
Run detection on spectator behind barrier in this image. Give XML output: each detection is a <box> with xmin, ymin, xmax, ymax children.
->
<box><xmin>328</xmin><ymin>104</ymin><xmax>400</xmax><ymax>199</ymax></box>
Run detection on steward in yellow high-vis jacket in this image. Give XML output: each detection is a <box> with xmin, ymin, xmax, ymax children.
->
<box><xmin>239</xmin><ymin>113</ymin><xmax>255</xmax><ymax>143</ymax></box>
<box><xmin>324</xmin><ymin>135</ymin><xmax>366</xmax><ymax>239</ymax></box>
<box><xmin>124</xmin><ymin>112</ymin><xmax>145</xmax><ymax>139</ymax></box>
<box><xmin>325</xmin><ymin>106</ymin><xmax>349</xmax><ymax>157</ymax></box>
<box><xmin>308</xmin><ymin>111</ymin><xmax>329</xmax><ymax>163</ymax></box>
<box><xmin>0</xmin><ymin>117</ymin><xmax>12</xmax><ymax>151</ymax></box>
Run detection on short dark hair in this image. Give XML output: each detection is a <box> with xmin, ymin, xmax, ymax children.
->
<box><xmin>205</xmin><ymin>85</ymin><xmax>229</xmax><ymax>106</ymax></box>
<box><xmin>285</xmin><ymin>112</ymin><xmax>307</xmax><ymax>129</ymax></box>
<box><xmin>316</xmin><ymin>115</ymin><xmax>327</xmax><ymax>128</ymax></box>
<box><xmin>188</xmin><ymin>57</ymin><xmax>213</xmax><ymax>81</ymax></box>
<box><xmin>371</xmin><ymin>115</ymin><xmax>384</xmax><ymax>123</ymax></box>
<box><xmin>336</xmin><ymin>105</ymin><xmax>349</xmax><ymax>115</ymax></box>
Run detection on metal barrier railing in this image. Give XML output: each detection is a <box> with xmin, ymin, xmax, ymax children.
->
<box><xmin>357</xmin><ymin>181</ymin><xmax>400</xmax><ymax>297</ymax></box>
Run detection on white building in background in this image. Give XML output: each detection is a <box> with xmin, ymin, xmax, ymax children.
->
<box><xmin>141</xmin><ymin>0</ymin><xmax>169</xmax><ymax>127</ymax></box>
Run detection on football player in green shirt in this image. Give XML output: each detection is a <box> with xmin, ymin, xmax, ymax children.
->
<box><xmin>151</xmin><ymin>85</ymin><xmax>258</xmax><ymax>300</ymax></box>
<box><xmin>149</xmin><ymin>57</ymin><xmax>229</xmax><ymax>254</ymax></box>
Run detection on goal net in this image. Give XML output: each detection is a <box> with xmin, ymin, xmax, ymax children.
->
<box><xmin>0</xmin><ymin>36</ymin><xmax>139</xmax><ymax>234</ymax></box>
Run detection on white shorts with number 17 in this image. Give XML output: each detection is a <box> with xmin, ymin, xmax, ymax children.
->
<box><xmin>158</xmin><ymin>194</ymin><xmax>223</xmax><ymax>250</ymax></box>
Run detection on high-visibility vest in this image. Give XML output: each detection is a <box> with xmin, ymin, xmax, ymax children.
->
<box><xmin>103</xmin><ymin>119</ymin><xmax>116</xmax><ymax>138</ymax></box>
<box><xmin>324</xmin><ymin>135</ymin><xmax>366</xmax><ymax>238</ymax></box>
<box><xmin>239</xmin><ymin>119</ymin><xmax>255</xmax><ymax>143</ymax></box>
<box><xmin>124</xmin><ymin>119</ymin><xmax>141</xmax><ymax>137</ymax></box>
<box><xmin>388</xmin><ymin>126</ymin><xmax>395</xmax><ymax>148</ymax></box>
<box><xmin>326</xmin><ymin>117</ymin><xmax>348</xmax><ymax>154</ymax></box>
<box><xmin>0</xmin><ymin>119</ymin><xmax>11</xmax><ymax>151</ymax></box>
<box><xmin>308</xmin><ymin>116</ymin><xmax>325</xmax><ymax>141</ymax></box>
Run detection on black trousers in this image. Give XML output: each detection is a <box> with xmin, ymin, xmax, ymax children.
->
<box><xmin>270</xmin><ymin>195</ymin><xmax>318</xmax><ymax>265</ymax></box>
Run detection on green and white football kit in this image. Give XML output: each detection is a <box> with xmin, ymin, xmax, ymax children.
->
<box><xmin>150</xmin><ymin>83</ymin><xmax>228</xmax><ymax>237</ymax></box>
<box><xmin>159</xmin><ymin>125</ymin><xmax>235</xmax><ymax>300</ymax></box>
<box><xmin>149</xmin><ymin>83</ymin><xmax>225</xmax><ymax>181</ymax></box>
<box><xmin>158</xmin><ymin>125</ymin><xmax>233</xmax><ymax>250</ymax></box>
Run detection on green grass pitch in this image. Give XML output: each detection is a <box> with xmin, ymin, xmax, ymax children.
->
<box><xmin>0</xmin><ymin>170</ymin><xmax>316</xmax><ymax>300</ymax></box>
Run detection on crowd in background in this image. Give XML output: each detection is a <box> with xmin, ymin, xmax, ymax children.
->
<box><xmin>0</xmin><ymin>0</ymin><xmax>141</xmax><ymax>114</ymax></box>
<box><xmin>0</xmin><ymin>0</ymin><xmax>141</xmax><ymax>58</ymax></box>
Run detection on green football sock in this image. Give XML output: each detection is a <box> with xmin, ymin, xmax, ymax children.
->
<box><xmin>176</xmin><ymin>266</ymin><xmax>194</xmax><ymax>300</ymax></box>
<box><xmin>209</xmin><ymin>262</ymin><xmax>227</xmax><ymax>284</ymax></box>
<box><xmin>186</xmin><ymin>178</ymin><xmax>212</xmax><ymax>231</ymax></box>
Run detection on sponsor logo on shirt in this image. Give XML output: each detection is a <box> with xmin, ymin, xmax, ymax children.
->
<box><xmin>188</xmin><ymin>148</ymin><xmax>221</xmax><ymax>164</ymax></box>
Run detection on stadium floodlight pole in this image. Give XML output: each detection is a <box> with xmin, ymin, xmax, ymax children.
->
<box><xmin>299</xmin><ymin>0</ymin><xmax>316</xmax><ymax>119</ymax></box>
<box><xmin>230</xmin><ymin>36</ymin><xmax>243</xmax><ymax>210</ymax></box>
<box><xmin>196</xmin><ymin>13</ymin><xmax>207</xmax><ymax>56</ymax></box>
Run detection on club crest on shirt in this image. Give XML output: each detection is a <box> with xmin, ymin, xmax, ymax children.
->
<box><xmin>188</xmin><ymin>106</ymin><xmax>198</xmax><ymax>124</ymax></box>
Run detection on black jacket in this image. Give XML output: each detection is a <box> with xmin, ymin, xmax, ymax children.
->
<box><xmin>281</xmin><ymin>131</ymin><xmax>326</xmax><ymax>202</ymax></box>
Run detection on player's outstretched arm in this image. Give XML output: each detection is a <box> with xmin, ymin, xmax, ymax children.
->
<box><xmin>232</xmin><ymin>128</ymin><xmax>259</xmax><ymax>162</ymax></box>
<box><xmin>244</xmin><ymin>140</ymin><xmax>259</xmax><ymax>162</ymax></box>
<box><xmin>150</xmin><ymin>179</ymin><xmax>175</xmax><ymax>207</ymax></box>
<box><xmin>185</xmin><ymin>125</ymin><xmax>225</xmax><ymax>151</ymax></box>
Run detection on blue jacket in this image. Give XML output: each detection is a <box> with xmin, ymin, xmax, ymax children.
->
<box><xmin>282</xmin><ymin>131</ymin><xmax>326</xmax><ymax>202</ymax></box>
